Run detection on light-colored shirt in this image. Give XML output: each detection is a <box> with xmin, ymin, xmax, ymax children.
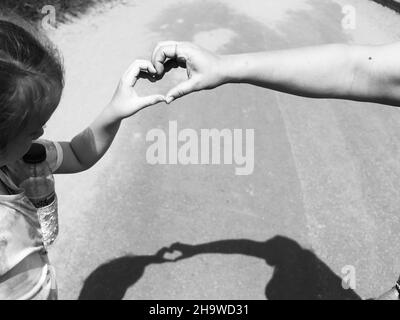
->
<box><xmin>0</xmin><ymin>140</ymin><xmax>63</xmax><ymax>300</ymax></box>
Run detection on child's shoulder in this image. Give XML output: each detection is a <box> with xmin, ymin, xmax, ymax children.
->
<box><xmin>35</xmin><ymin>139</ymin><xmax>63</xmax><ymax>173</ymax></box>
<box><xmin>6</xmin><ymin>140</ymin><xmax>62</xmax><ymax>179</ymax></box>
<box><xmin>0</xmin><ymin>201</ymin><xmax>21</xmax><ymax>231</ymax></box>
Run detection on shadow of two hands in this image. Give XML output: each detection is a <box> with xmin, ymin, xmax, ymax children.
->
<box><xmin>156</xmin><ymin>242</ymin><xmax>195</xmax><ymax>262</ymax></box>
<box><xmin>79</xmin><ymin>236</ymin><xmax>362</xmax><ymax>300</ymax></box>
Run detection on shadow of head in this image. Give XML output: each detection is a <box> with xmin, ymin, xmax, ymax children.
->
<box><xmin>259</xmin><ymin>236</ymin><xmax>361</xmax><ymax>300</ymax></box>
<box><xmin>260</xmin><ymin>235</ymin><xmax>304</xmax><ymax>266</ymax></box>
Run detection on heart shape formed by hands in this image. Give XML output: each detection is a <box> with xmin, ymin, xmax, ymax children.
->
<box><xmin>148</xmin><ymin>41</ymin><xmax>223</xmax><ymax>103</ymax></box>
<box><xmin>111</xmin><ymin>42</ymin><xmax>221</xmax><ymax>119</ymax></box>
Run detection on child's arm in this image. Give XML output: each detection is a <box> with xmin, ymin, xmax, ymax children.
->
<box><xmin>152</xmin><ymin>42</ymin><xmax>400</xmax><ymax>107</ymax></box>
<box><xmin>54</xmin><ymin>60</ymin><xmax>165</xmax><ymax>174</ymax></box>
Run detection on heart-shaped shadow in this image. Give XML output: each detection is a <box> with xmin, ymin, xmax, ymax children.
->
<box><xmin>162</xmin><ymin>249</ymin><xmax>184</xmax><ymax>261</ymax></box>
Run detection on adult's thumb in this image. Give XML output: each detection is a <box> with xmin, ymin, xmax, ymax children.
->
<box><xmin>166</xmin><ymin>79</ymin><xmax>196</xmax><ymax>104</ymax></box>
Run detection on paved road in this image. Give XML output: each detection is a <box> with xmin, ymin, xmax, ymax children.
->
<box><xmin>44</xmin><ymin>0</ymin><xmax>400</xmax><ymax>299</ymax></box>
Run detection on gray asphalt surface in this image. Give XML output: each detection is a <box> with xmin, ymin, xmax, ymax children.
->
<box><xmin>44</xmin><ymin>0</ymin><xmax>400</xmax><ymax>299</ymax></box>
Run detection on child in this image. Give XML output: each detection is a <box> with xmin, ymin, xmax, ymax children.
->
<box><xmin>0</xmin><ymin>14</ymin><xmax>165</xmax><ymax>300</ymax></box>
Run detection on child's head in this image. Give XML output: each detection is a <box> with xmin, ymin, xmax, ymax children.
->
<box><xmin>0</xmin><ymin>13</ymin><xmax>64</xmax><ymax>166</ymax></box>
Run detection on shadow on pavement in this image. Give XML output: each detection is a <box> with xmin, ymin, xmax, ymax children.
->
<box><xmin>167</xmin><ymin>236</ymin><xmax>361</xmax><ymax>300</ymax></box>
<box><xmin>78</xmin><ymin>235</ymin><xmax>361</xmax><ymax>300</ymax></box>
<box><xmin>78</xmin><ymin>248</ymin><xmax>171</xmax><ymax>300</ymax></box>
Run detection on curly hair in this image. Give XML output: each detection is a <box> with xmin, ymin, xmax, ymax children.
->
<box><xmin>0</xmin><ymin>11</ymin><xmax>64</xmax><ymax>150</ymax></box>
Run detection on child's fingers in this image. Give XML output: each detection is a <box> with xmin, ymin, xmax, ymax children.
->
<box><xmin>138</xmin><ymin>71</ymin><xmax>158</xmax><ymax>82</ymax></box>
<box><xmin>123</xmin><ymin>60</ymin><xmax>157</xmax><ymax>86</ymax></box>
<box><xmin>136</xmin><ymin>94</ymin><xmax>166</xmax><ymax>109</ymax></box>
<box><xmin>144</xmin><ymin>62</ymin><xmax>157</xmax><ymax>75</ymax></box>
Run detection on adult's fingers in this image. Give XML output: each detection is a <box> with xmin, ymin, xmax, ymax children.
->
<box><xmin>165</xmin><ymin>78</ymin><xmax>197</xmax><ymax>103</ymax></box>
<box><xmin>169</xmin><ymin>242</ymin><xmax>184</xmax><ymax>250</ymax></box>
<box><xmin>151</xmin><ymin>41</ymin><xmax>184</xmax><ymax>75</ymax></box>
<box><xmin>151</xmin><ymin>41</ymin><xmax>179</xmax><ymax>63</ymax></box>
<box><xmin>164</xmin><ymin>58</ymin><xmax>186</xmax><ymax>72</ymax></box>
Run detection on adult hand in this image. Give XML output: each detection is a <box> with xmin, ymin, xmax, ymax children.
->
<box><xmin>151</xmin><ymin>41</ymin><xmax>225</xmax><ymax>103</ymax></box>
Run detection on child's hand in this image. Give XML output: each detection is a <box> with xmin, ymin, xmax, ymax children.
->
<box><xmin>108</xmin><ymin>59</ymin><xmax>166</xmax><ymax>119</ymax></box>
